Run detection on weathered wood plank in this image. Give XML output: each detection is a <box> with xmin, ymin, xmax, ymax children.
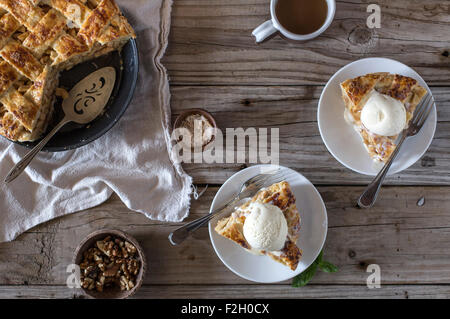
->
<box><xmin>164</xmin><ymin>0</ymin><xmax>450</xmax><ymax>86</ymax></box>
<box><xmin>1</xmin><ymin>186</ymin><xmax>450</xmax><ymax>286</ymax></box>
<box><xmin>170</xmin><ymin>86</ymin><xmax>450</xmax><ymax>185</ymax></box>
<box><xmin>0</xmin><ymin>284</ymin><xmax>449</xmax><ymax>299</ymax></box>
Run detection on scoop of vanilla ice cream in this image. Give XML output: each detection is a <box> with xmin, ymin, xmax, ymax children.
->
<box><xmin>243</xmin><ymin>202</ymin><xmax>288</xmax><ymax>251</ymax></box>
<box><xmin>361</xmin><ymin>90</ymin><xmax>407</xmax><ymax>136</ymax></box>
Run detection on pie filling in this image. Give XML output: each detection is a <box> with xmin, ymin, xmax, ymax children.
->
<box><xmin>0</xmin><ymin>0</ymin><xmax>136</xmax><ymax>142</ymax></box>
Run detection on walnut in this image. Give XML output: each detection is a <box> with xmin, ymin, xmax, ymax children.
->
<box><xmin>103</xmin><ymin>263</ymin><xmax>120</xmax><ymax>277</ymax></box>
<box><xmin>119</xmin><ymin>276</ymin><xmax>135</xmax><ymax>291</ymax></box>
<box><xmin>95</xmin><ymin>275</ymin><xmax>106</xmax><ymax>292</ymax></box>
<box><xmin>81</xmin><ymin>277</ymin><xmax>95</xmax><ymax>290</ymax></box>
<box><xmin>96</xmin><ymin>241</ymin><xmax>109</xmax><ymax>256</ymax></box>
<box><xmin>93</xmin><ymin>253</ymin><xmax>102</xmax><ymax>263</ymax></box>
<box><xmin>121</xmin><ymin>247</ymin><xmax>129</xmax><ymax>258</ymax></box>
<box><xmin>95</xmin><ymin>281</ymin><xmax>103</xmax><ymax>292</ymax></box>
<box><xmin>79</xmin><ymin>261</ymin><xmax>89</xmax><ymax>270</ymax></box>
<box><xmin>127</xmin><ymin>259</ymin><xmax>139</xmax><ymax>276</ymax></box>
<box><xmin>124</xmin><ymin>241</ymin><xmax>136</xmax><ymax>254</ymax></box>
<box><xmin>97</xmin><ymin>263</ymin><xmax>106</xmax><ymax>272</ymax></box>
<box><xmin>78</xmin><ymin>235</ymin><xmax>140</xmax><ymax>293</ymax></box>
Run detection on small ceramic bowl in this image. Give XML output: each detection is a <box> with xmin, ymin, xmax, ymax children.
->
<box><xmin>73</xmin><ymin>229</ymin><xmax>146</xmax><ymax>299</ymax></box>
<box><xmin>173</xmin><ymin>108</ymin><xmax>217</xmax><ymax>151</ymax></box>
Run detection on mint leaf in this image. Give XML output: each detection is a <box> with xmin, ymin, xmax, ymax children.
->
<box><xmin>292</xmin><ymin>250</ymin><xmax>338</xmax><ymax>287</ymax></box>
<box><xmin>317</xmin><ymin>250</ymin><xmax>324</xmax><ymax>263</ymax></box>
<box><xmin>318</xmin><ymin>260</ymin><xmax>338</xmax><ymax>273</ymax></box>
<box><xmin>292</xmin><ymin>261</ymin><xmax>318</xmax><ymax>287</ymax></box>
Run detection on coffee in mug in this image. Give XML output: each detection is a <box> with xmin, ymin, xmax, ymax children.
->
<box><xmin>252</xmin><ymin>0</ymin><xmax>336</xmax><ymax>43</ymax></box>
<box><xmin>275</xmin><ymin>0</ymin><xmax>328</xmax><ymax>35</ymax></box>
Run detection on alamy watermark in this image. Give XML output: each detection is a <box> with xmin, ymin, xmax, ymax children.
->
<box><xmin>367</xmin><ymin>4</ymin><xmax>381</xmax><ymax>29</ymax></box>
<box><xmin>170</xmin><ymin>121</ymin><xmax>280</xmax><ymax>166</ymax></box>
<box><xmin>366</xmin><ymin>264</ymin><xmax>381</xmax><ymax>289</ymax></box>
<box><xmin>66</xmin><ymin>264</ymin><xmax>81</xmax><ymax>289</ymax></box>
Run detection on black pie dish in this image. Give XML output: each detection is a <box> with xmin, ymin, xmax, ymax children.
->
<box><xmin>12</xmin><ymin>38</ymin><xmax>139</xmax><ymax>152</ymax></box>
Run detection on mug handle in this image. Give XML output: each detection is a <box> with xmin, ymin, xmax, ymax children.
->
<box><xmin>252</xmin><ymin>20</ymin><xmax>278</xmax><ymax>43</ymax></box>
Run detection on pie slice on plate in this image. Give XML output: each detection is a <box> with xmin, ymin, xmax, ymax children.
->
<box><xmin>215</xmin><ymin>181</ymin><xmax>302</xmax><ymax>271</ymax></box>
<box><xmin>340</xmin><ymin>72</ymin><xmax>427</xmax><ymax>162</ymax></box>
<box><xmin>0</xmin><ymin>0</ymin><xmax>135</xmax><ymax>142</ymax></box>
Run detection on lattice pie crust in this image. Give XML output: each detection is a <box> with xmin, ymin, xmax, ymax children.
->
<box><xmin>0</xmin><ymin>0</ymin><xmax>135</xmax><ymax>142</ymax></box>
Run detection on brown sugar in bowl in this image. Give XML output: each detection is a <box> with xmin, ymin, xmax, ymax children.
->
<box><xmin>173</xmin><ymin>108</ymin><xmax>217</xmax><ymax>152</ymax></box>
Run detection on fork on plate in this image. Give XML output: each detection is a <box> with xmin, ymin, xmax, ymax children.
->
<box><xmin>358</xmin><ymin>93</ymin><xmax>435</xmax><ymax>208</ymax></box>
<box><xmin>168</xmin><ymin>167</ymin><xmax>291</xmax><ymax>245</ymax></box>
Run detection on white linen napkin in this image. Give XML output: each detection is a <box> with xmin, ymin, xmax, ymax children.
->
<box><xmin>0</xmin><ymin>0</ymin><xmax>192</xmax><ymax>242</ymax></box>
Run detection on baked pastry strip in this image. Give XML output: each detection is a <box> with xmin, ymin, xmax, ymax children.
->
<box><xmin>78</xmin><ymin>0</ymin><xmax>120</xmax><ymax>48</ymax></box>
<box><xmin>0</xmin><ymin>13</ymin><xmax>20</xmax><ymax>48</ymax></box>
<box><xmin>45</xmin><ymin>0</ymin><xmax>92</xmax><ymax>28</ymax></box>
<box><xmin>23</xmin><ymin>9</ymin><xmax>67</xmax><ymax>58</ymax></box>
<box><xmin>0</xmin><ymin>0</ymin><xmax>44</xmax><ymax>30</ymax></box>
<box><xmin>0</xmin><ymin>40</ymin><xmax>44</xmax><ymax>80</ymax></box>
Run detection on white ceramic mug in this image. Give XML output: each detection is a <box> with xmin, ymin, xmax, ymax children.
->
<box><xmin>252</xmin><ymin>0</ymin><xmax>336</xmax><ymax>43</ymax></box>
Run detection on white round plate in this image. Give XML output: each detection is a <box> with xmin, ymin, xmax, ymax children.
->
<box><xmin>317</xmin><ymin>57</ymin><xmax>437</xmax><ymax>176</ymax></box>
<box><xmin>208</xmin><ymin>165</ymin><xmax>328</xmax><ymax>283</ymax></box>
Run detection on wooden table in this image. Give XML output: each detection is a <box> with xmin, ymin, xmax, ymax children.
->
<box><xmin>0</xmin><ymin>0</ymin><xmax>449</xmax><ymax>299</ymax></box>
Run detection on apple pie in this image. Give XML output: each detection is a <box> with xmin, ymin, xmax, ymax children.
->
<box><xmin>340</xmin><ymin>72</ymin><xmax>427</xmax><ymax>162</ymax></box>
<box><xmin>0</xmin><ymin>0</ymin><xmax>135</xmax><ymax>142</ymax></box>
<box><xmin>215</xmin><ymin>181</ymin><xmax>302</xmax><ymax>271</ymax></box>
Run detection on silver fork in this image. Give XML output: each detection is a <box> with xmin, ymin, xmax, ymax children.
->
<box><xmin>168</xmin><ymin>168</ymin><xmax>291</xmax><ymax>245</ymax></box>
<box><xmin>358</xmin><ymin>93</ymin><xmax>435</xmax><ymax>208</ymax></box>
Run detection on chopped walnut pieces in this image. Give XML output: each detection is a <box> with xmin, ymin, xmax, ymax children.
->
<box><xmin>120</xmin><ymin>275</ymin><xmax>134</xmax><ymax>291</ymax></box>
<box><xmin>79</xmin><ymin>235</ymin><xmax>141</xmax><ymax>292</ymax></box>
<box><xmin>125</xmin><ymin>241</ymin><xmax>137</xmax><ymax>254</ymax></box>
<box><xmin>128</xmin><ymin>259</ymin><xmax>139</xmax><ymax>276</ymax></box>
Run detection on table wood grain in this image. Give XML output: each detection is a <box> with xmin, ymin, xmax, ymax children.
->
<box><xmin>0</xmin><ymin>0</ymin><xmax>449</xmax><ymax>298</ymax></box>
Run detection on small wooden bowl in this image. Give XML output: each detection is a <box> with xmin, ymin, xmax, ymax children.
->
<box><xmin>73</xmin><ymin>229</ymin><xmax>146</xmax><ymax>299</ymax></box>
<box><xmin>173</xmin><ymin>108</ymin><xmax>217</xmax><ymax>151</ymax></box>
